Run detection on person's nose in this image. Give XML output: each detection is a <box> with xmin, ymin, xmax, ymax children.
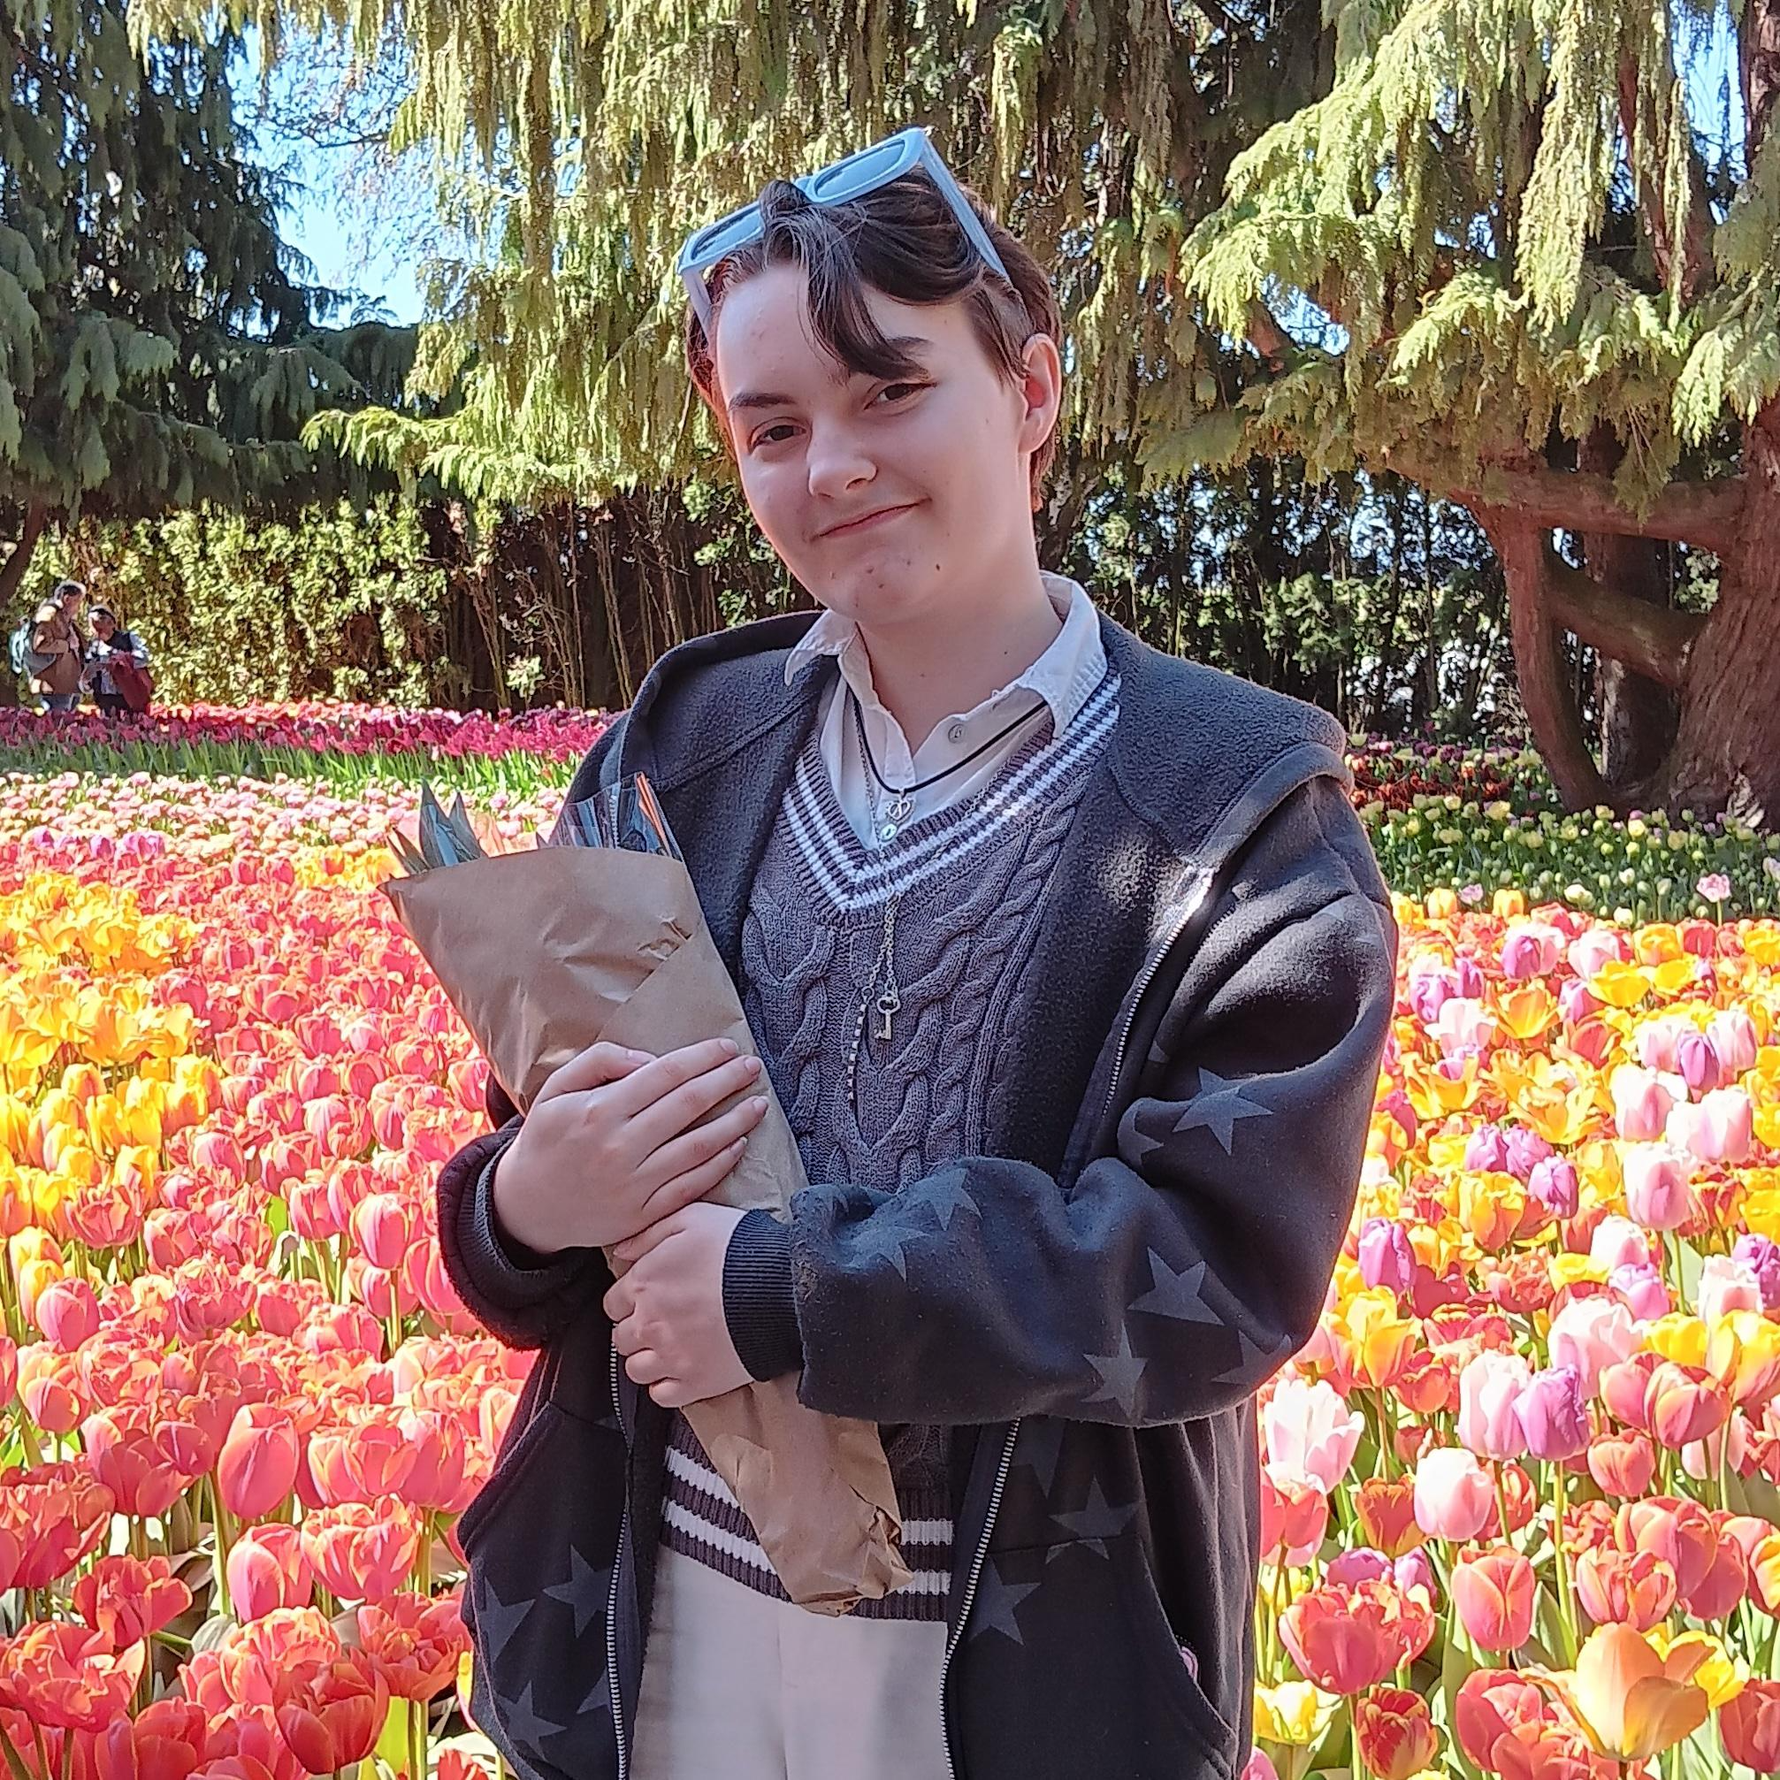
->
<box><xmin>804</xmin><ymin>421</ymin><xmax>876</xmax><ymax>505</ymax></box>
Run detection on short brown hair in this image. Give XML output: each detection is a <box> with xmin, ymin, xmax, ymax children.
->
<box><xmin>684</xmin><ymin>168</ymin><xmax>1063</xmax><ymax>509</ymax></box>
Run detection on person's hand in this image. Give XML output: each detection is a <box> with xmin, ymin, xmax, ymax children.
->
<box><xmin>489</xmin><ymin>1037</ymin><xmax>768</xmax><ymax>1256</ymax></box>
<box><xmin>607</xmin><ymin>1203</ymin><xmax>751</xmax><ymax>1406</ymax></box>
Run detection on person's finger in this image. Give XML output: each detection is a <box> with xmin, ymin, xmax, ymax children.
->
<box><xmin>623</xmin><ymin>1349</ymin><xmax>671</xmax><ymax>1387</ymax></box>
<box><xmin>639</xmin><ymin>1096</ymin><xmax>767</xmax><ymax>1194</ymax></box>
<box><xmin>598</xmin><ymin>1038</ymin><xmax>744</xmax><ymax>1122</ymax></box>
<box><xmin>611</xmin><ymin>1209</ymin><xmax>688</xmax><ymax>1267</ymax></box>
<box><xmin>649</xmin><ymin>1379</ymin><xmax>692</xmax><ymax>1408</ymax></box>
<box><xmin>635</xmin><ymin>1136</ymin><xmax>755</xmax><ymax>1228</ymax></box>
<box><xmin>610</xmin><ymin>1317</ymin><xmax>646</xmax><ymax>1357</ymax></box>
<box><xmin>534</xmin><ymin>1040</ymin><xmax>654</xmax><ymax>1106</ymax></box>
<box><xmin>602</xmin><ymin>1276</ymin><xmax>637</xmax><ymax>1324</ymax></box>
<box><xmin>624</xmin><ymin>1053</ymin><xmax>764</xmax><ymax>1155</ymax></box>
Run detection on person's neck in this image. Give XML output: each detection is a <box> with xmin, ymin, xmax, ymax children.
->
<box><xmin>855</xmin><ymin>559</ymin><xmax>1062</xmax><ymax>753</ymax></box>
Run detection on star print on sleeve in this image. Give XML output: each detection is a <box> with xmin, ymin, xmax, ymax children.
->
<box><xmin>496</xmin><ymin>1680</ymin><xmax>569</xmax><ymax>1748</ymax></box>
<box><xmin>1046</xmin><ymin>1480</ymin><xmax>1138</xmax><ymax>1559</ymax></box>
<box><xmin>1213</xmin><ymin>1326</ymin><xmax>1296</xmax><ymax>1387</ymax></box>
<box><xmin>474</xmin><ymin>1575</ymin><xmax>537</xmax><ymax>1648</ymax></box>
<box><xmin>967</xmin><ymin>1558</ymin><xmax>1040</xmax><ymax>1644</ymax></box>
<box><xmin>1171</xmin><ymin>1067</ymin><xmax>1272</xmax><ymax>1154</ymax></box>
<box><xmin>1128</xmin><ymin>1249</ymin><xmax>1222</xmax><ymax>1323</ymax></box>
<box><xmin>541</xmin><ymin>1545</ymin><xmax>612</xmax><ymax>1638</ymax></box>
<box><xmin>915</xmin><ymin>1166</ymin><xmax>980</xmax><ymax>1231</ymax></box>
<box><xmin>1016</xmin><ymin>1418</ymin><xmax>1067</xmax><ymax>1496</ymax></box>
<box><xmin>850</xmin><ymin>1216</ymin><xmax>922</xmax><ymax>1279</ymax></box>
<box><xmin>1083</xmin><ymin>1325</ymin><xmax>1146</xmax><ymax>1417</ymax></box>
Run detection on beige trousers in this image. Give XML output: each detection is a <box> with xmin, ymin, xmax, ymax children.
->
<box><xmin>630</xmin><ymin>1547</ymin><xmax>952</xmax><ymax>1780</ymax></box>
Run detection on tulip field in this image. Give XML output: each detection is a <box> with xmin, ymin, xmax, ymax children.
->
<box><xmin>3</xmin><ymin>709</ymin><xmax>1780</xmax><ymax>1780</ymax></box>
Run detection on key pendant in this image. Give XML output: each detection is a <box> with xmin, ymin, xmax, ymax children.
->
<box><xmin>875</xmin><ymin>988</ymin><xmax>900</xmax><ymax>1042</ymax></box>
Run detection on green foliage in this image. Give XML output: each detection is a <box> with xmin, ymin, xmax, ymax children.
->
<box><xmin>31</xmin><ymin>498</ymin><xmax>454</xmax><ymax>705</ymax></box>
<box><xmin>1170</xmin><ymin>0</ymin><xmax>1776</xmax><ymax>508</ymax></box>
<box><xmin>135</xmin><ymin>0</ymin><xmax>1330</xmax><ymax>505</ymax></box>
<box><xmin>0</xmin><ymin>0</ymin><xmax>417</xmax><ymax>533</ymax></box>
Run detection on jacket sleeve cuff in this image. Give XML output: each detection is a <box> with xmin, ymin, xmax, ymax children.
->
<box><xmin>722</xmin><ymin>1209</ymin><xmax>803</xmax><ymax>1381</ymax></box>
<box><xmin>464</xmin><ymin>1148</ymin><xmax>594</xmax><ymax>1304</ymax></box>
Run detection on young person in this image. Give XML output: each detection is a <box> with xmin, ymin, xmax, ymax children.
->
<box><xmin>435</xmin><ymin>126</ymin><xmax>1398</xmax><ymax>1780</ymax></box>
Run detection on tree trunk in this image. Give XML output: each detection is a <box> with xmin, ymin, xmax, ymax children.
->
<box><xmin>1658</xmin><ymin>419</ymin><xmax>1780</xmax><ymax>820</ymax></box>
<box><xmin>0</xmin><ymin>506</ymin><xmax>47</xmax><ymax>708</ymax></box>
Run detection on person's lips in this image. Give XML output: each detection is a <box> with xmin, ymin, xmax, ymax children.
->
<box><xmin>817</xmin><ymin>502</ymin><xmax>918</xmax><ymax>539</ymax></box>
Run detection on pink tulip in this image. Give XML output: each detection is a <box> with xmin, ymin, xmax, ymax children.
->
<box><xmin>1675</xmin><ymin>1030</ymin><xmax>1721</xmax><ymax>1095</ymax></box>
<box><xmin>1610</xmin><ymin>1065</ymin><xmax>1676</xmax><ymax>1141</ymax></box>
<box><xmin>227</xmin><ymin>1523</ymin><xmax>313</xmax><ymax>1620</ymax></box>
<box><xmin>1458</xmin><ymin>1352</ymin><xmax>1531</xmax><ymax>1460</ymax></box>
<box><xmin>1432</xmin><ymin>998</ymin><xmax>1498</xmax><ymax>1058</ymax></box>
<box><xmin>1549</xmin><ymin>1296</ymin><xmax>1641</xmax><ymax>1396</ymax></box>
<box><xmin>1451</xmin><ymin>1548</ymin><xmax>1538</xmax><ymax>1652</ymax></box>
<box><xmin>1698</xmin><ymin>1256</ymin><xmax>1764</xmax><ymax>1325</ymax></box>
<box><xmin>1621</xmin><ymin>1143</ymin><xmax>1694</xmax><ymax>1232</ymax></box>
<box><xmin>1413</xmin><ymin>1446</ymin><xmax>1495</xmax><ymax>1542</ymax></box>
<box><xmin>1708</xmin><ymin>1009</ymin><xmax>1758</xmax><ymax>1077</ymax></box>
<box><xmin>35</xmin><ymin>1278</ymin><xmax>100</xmax><ymax>1350</ymax></box>
<box><xmin>1558</xmin><ymin>977</ymin><xmax>1601</xmax><ymax>1023</ymax></box>
<box><xmin>1358</xmin><ymin>1219</ymin><xmax>1417</xmax><ymax>1295</ymax></box>
<box><xmin>1588</xmin><ymin>1215</ymin><xmax>1651</xmax><ymax>1275</ymax></box>
<box><xmin>1635</xmin><ymin>1013</ymin><xmax>1694</xmax><ymax>1073</ymax></box>
<box><xmin>217</xmin><ymin>1403</ymin><xmax>300</xmax><ymax>1521</ymax></box>
<box><xmin>1568</xmin><ymin>928</ymin><xmax>1629</xmax><ymax>980</ymax></box>
<box><xmin>1500</xmin><ymin>923</ymin><xmax>1563</xmax><ymax>979</ymax></box>
<box><xmin>1609</xmin><ymin>1262</ymin><xmax>1672</xmax><ymax>1322</ymax></box>
<box><xmin>1264</xmin><ymin>1376</ymin><xmax>1364</xmax><ymax>1496</ymax></box>
<box><xmin>1668</xmin><ymin>1086</ymin><xmax>1753</xmax><ymax>1164</ymax></box>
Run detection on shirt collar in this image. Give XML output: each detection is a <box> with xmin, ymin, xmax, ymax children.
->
<box><xmin>784</xmin><ymin>572</ymin><xmax>1106</xmax><ymax>737</ymax></box>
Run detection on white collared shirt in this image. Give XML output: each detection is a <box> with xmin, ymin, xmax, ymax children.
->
<box><xmin>784</xmin><ymin>572</ymin><xmax>1108</xmax><ymax>849</ymax></box>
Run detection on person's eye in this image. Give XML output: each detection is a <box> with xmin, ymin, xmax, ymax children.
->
<box><xmin>874</xmin><ymin>382</ymin><xmax>927</xmax><ymax>406</ymax></box>
<box><xmin>751</xmin><ymin>423</ymin><xmax>799</xmax><ymax>449</ymax></box>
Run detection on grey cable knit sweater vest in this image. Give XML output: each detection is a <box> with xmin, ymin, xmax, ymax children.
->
<box><xmin>661</xmin><ymin>668</ymin><xmax>1120</xmax><ymax>1620</ymax></box>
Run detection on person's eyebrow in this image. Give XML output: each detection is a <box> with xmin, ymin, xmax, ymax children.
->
<box><xmin>726</xmin><ymin>338</ymin><xmax>936</xmax><ymax>415</ymax></box>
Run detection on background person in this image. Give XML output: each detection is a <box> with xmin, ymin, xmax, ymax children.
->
<box><xmin>26</xmin><ymin>579</ymin><xmax>87</xmax><ymax>711</ymax></box>
<box><xmin>81</xmin><ymin>604</ymin><xmax>152</xmax><ymax>714</ymax></box>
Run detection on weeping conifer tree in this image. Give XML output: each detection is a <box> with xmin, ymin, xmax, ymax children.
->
<box><xmin>0</xmin><ymin>0</ymin><xmax>416</xmax><ymax>662</ymax></box>
<box><xmin>1178</xmin><ymin>0</ymin><xmax>1780</xmax><ymax>819</ymax></box>
<box><xmin>128</xmin><ymin>0</ymin><xmax>1327</xmax><ymax>515</ymax></box>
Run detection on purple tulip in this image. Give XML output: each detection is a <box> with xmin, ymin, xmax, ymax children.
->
<box><xmin>1502</xmin><ymin>1127</ymin><xmax>1553</xmax><ymax>1183</ymax></box>
<box><xmin>1464</xmin><ymin>1125</ymin><xmax>1510</xmax><ymax>1173</ymax></box>
<box><xmin>1676</xmin><ymin>1030</ymin><xmax>1722</xmax><ymax>1095</ymax></box>
<box><xmin>1733</xmin><ymin>1235</ymin><xmax>1780</xmax><ymax>1313</ymax></box>
<box><xmin>1557</xmin><ymin>977</ymin><xmax>1601</xmax><ymax>1024</ymax></box>
<box><xmin>1326</xmin><ymin>1547</ymin><xmax>1393</xmax><ymax>1587</ymax></box>
<box><xmin>1357</xmin><ymin>1218</ymin><xmax>1417</xmax><ymax>1296</ymax></box>
<box><xmin>1514</xmin><ymin>1365</ymin><xmax>1590</xmax><ymax>1461</ymax></box>
<box><xmin>1528</xmin><ymin>1156</ymin><xmax>1580</xmax><ymax>1219</ymax></box>
<box><xmin>1454</xmin><ymin>954</ymin><xmax>1485</xmax><ymax>998</ymax></box>
<box><xmin>1610</xmin><ymin>1261</ymin><xmax>1672</xmax><ymax>1322</ymax></box>
<box><xmin>1393</xmin><ymin>1549</ymin><xmax>1438</xmax><ymax>1603</ymax></box>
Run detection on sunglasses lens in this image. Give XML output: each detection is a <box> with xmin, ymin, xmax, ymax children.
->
<box><xmin>806</xmin><ymin>135</ymin><xmax>912</xmax><ymax>200</ymax></box>
<box><xmin>687</xmin><ymin>204</ymin><xmax>763</xmax><ymax>266</ymax></box>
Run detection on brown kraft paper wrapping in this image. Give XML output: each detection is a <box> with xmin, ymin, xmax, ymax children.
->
<box><xmin>381</xmin><ymin>846</ymin><xmax>910</xmax><ymax>1614</ymax></box>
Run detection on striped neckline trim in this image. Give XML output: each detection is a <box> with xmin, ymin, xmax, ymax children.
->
<box><xmin>783</xmin><ymin>668</ymin><xmax>1121</xmax><ymax>913</ymax></box>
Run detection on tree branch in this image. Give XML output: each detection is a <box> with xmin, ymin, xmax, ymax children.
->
<box><xmin>1429</xmin><ymin>463</ymin><xmax>1745</xmax><ymax>555</ymax></box>
<box><xmin>1545</xmin><ymin>559</ymin><xmax>1705</xmax><ymax>689</ymax></box>
<box><xmin>1617</xmin><ymin>57</ymin><xmax>1714</xmax><ymax>302</ymax></box>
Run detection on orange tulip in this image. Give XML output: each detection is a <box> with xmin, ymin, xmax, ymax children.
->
<box><xmin>1452</xmin><ymin>1548</ymin><xmax>1538</xmax><ymax>1652</ymax></box>
<box><xmin>273</xmin><ymin>1650</ymin><xmax>389</xmax><ymax>1776</ymax></box>
<box><xmin>355</xmin><ymin>1591</ymin><xmax>470</xmax><ymax>1701</ymax></box>
<box><xmin>0</xmin><ymin>1620</ymin><xmax>144</xmax><ymax>1731</ymax></box>
<box><xmin>1574</xmin><ymin>1547</ymin><xmax>1678</xmax><ymax>1630</ymax></box>
<box><xmin>72</xmin><ymin>1554</ymin><xmax>192</xmax><ymax>1651</ymax></box>
<box><xmin>1544</xmin><ymin>1623</ymin><xmax>1711</xmax><ymax>1762</ymax></box>
<box><xmin>1354</xmin><ymin>1687</ymin><xmax>1438</xmax><ymax>1780</ymax></box>
<box><xmin>1355</xmin><ymin>1476</ymin><xmax>1425</xmax><ymax>1558</ymax></box>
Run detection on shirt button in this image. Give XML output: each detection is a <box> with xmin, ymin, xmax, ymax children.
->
<box><xmin>947</xmin><ymin>723</ymin><xmax>966</xmax><ymax>744</ymax></box>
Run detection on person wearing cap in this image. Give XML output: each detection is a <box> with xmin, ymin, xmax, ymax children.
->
<box><xmin>81</xmin><ymin>604</ymin><xmax>151</xmax><ymax>715</ymax></box>
<box><xmin>26</xmin><ymin>579</ymin><xmax>88</xmax><ymax>711</ymax></box>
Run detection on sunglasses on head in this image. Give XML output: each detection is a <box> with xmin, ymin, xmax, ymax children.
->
<box><xmin>675</xmin><ymin>126</ymin><xmax>1012</xmax><ymax>335</ymax></box>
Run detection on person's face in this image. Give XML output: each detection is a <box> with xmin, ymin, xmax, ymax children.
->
<box><xmin>93</xmin><ymin>612</ymin><xmax>115</xmax><ymax>640</ymax></box>
<box><xmin>711</xmin><ymin>263</ymin><xmax>1062</xmax><ymax>632</ymax></box>
<box><xmin>60</xmin><ymin>588</ymin><xmax>83</xmax><ymax>615</ymax></box>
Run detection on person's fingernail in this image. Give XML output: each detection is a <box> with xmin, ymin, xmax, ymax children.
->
<box><xmin>720</xmin><ymin>1038</ymin><xmax>740</xmax><ymax>1056</ymax></box>
<box><xmin>750</xmin><ymin>1096</ymin><xmax>768</xmax><ymax>1113</ymax></box>
<box><xmin>627</xmin><ymin>1048</ymin><xmax>651</xmax><ymax>1061</ymax></box>
<box><xmin>742</xmin><ymin>1055</ymin><xmax>762</xmax><ymax>1075</ymax></box>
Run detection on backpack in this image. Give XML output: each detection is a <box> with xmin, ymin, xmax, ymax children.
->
<box><xmin>9</xmin><ymin>618</ymin><xmax>52</xmax><ymax>679</ymax></box>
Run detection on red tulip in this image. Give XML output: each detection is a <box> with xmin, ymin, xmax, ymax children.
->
<box><xmin>1452</xmin><ymin>1547</ymin><xmax>1538</xmax><ymax>1652</ymax></box>
<box><xmin>1721</xmin><ymin>1680</ymin><xmax>1780</xmax><ymax>1774</ymax></box>
<box><xmin>217</xmin><ymin>1404</ymin><xmax>300</xmax><ymax>1521</ymax></box>
<box><xmin>94</xmin><ymin>1696</ymin><xmax>209</xmax><ymax>1780</ymax></box>
<box><xmin>1279</xmin><ymin>1579</ymin><xmax>1433</xmax><ymax>1695</ymax></box>
<box><xmin>0</xmin><ymin>1620</ymin><xmax>145</xmax><ymax>1730</ymax></box>
<box><xmin>226</xmin><ymin>1524</ymin><xmax>313</xmax><ymax>1622</ymax></box>
<box><xmin>299</xmin><ymin>1499</ymin><xmax>420</xmax><ymax>1603</ymax></box>
<box><xmin>355</xmin><ymin>1591</ymin><xmax>470</xmax><ymax>1700</ymax></box>
<box><xmin>72</xmin><ymin>1554</ymin><xmax>192</xmax><ymax>1651</ymax></box>
<box><xmin>1454</xmin><ymin>1670</ymin><xmax>1549</xmax><ymax>1774</ymax></box>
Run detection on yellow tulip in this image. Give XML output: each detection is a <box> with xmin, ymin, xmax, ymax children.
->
<box><xmin>1492</xmin><ymin>889</ymin><xmax>1528</xmax><ymax>919</ymax></box>
<box><xmin>1744</xmin><ymin>929</ymin><xmax>1780</xmax><ymax>968</ymax></box>
<box><xmin>1547</xmin><ymin>1624</ymin><xmax>1710</xmax><ymax>1762</ymax></box>
<box><xmin>1590</xmin><ymin>961</ymin><xmax>1654</xmax><ymax>1010</ymax></box>
<box><xmin>1644</xmin><ymin>1314</ymin><xmax>1709</xmax><ymax>1370</ymax></box>
<box><xmin>1706</xmin><ymin>1311</ymin><xmax>1780</xmax><ymax>1405</ymax></box>
<box><xmin>1425</xmin><ymin>888</ymin><xmax>1459</xmax><ymax>920</ymax></box>
<box><xmin>1633</xmin><ymin>925</ymin><xmax>1685</xmax><ymax>966</ymax></box>
<box><xmin>1459</xmin><ymin>1171</ymin><xmax>1524</xmax><ymax>1251</ymax></box>
<box><xmin>1496</xmin><ymin>982</ymin><xmax>1558</xmax><ymax>1041</ymax></box>
<box><xmin>1649</xmin><ymin>957</ymin><xmax>1700</xmax><ymax>999</ymax></box>
<box><xmin>1550</xmin><ymin>1252</ymin><xmax>1610</xmax><ymax>1291</ymax></box>
<box><xmin>1254</xmin><ymin>1681</ymin><xmax>1334</xmax><ymax>1747</ymax></box>
<box><xmin>1647</xmin><ymin>1629</ymin><xmax>1747</xmax><ymax>1710</ymax></box>
<box><xmin>1342</xmin><ymin>1289</ymin><xmax>1419</xmax><ymax>1388</ymax></box>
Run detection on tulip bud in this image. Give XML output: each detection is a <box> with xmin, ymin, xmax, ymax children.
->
<box><xmin>1451</xmin><ymin>1548</ymin><xmax>1538</xmax><ymax>1652</ymax></box>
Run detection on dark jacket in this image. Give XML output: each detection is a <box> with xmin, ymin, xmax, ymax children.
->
<box><xmin>436</xmin><ymin>609</ymin><xmax>1398</xmax><ymax>1780</ymax></box>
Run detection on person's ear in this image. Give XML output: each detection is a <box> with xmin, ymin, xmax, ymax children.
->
<box><xmin>1016</xmin><ymin>333</ymin><xmax>1062</xmax><ymax>458</ymax></box>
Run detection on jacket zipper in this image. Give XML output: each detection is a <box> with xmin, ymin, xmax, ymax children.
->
<box><xmin>1096</xmin><ymin>872</ymin><xmax>1214</xmax><ymax>1138</ymax></box>
<box><xmin>608</xmin><ymin>1345</ymin><xmax>629</xmax><ymax>1780</ymax></box>
<box><xmin>939</xmin><ymin>1418</ymin><xmax>1021</xmax><ymax>1779</ymax></box>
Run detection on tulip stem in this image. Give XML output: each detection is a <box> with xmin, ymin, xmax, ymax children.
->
<box><xmin>1493</xmin><ymin>1466</ymin><xmax>1514</xmax><ymax>1550</ymax></box>
<box><xmin>0</xmin><ymin>1716</ymin><xmax>32</xmax><ymax>1780</ymax></box>
<box><xmin>1548</xmin><ymin>1464</ymin><xmax>1580</xmax><ymax>1663</ymax></box>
